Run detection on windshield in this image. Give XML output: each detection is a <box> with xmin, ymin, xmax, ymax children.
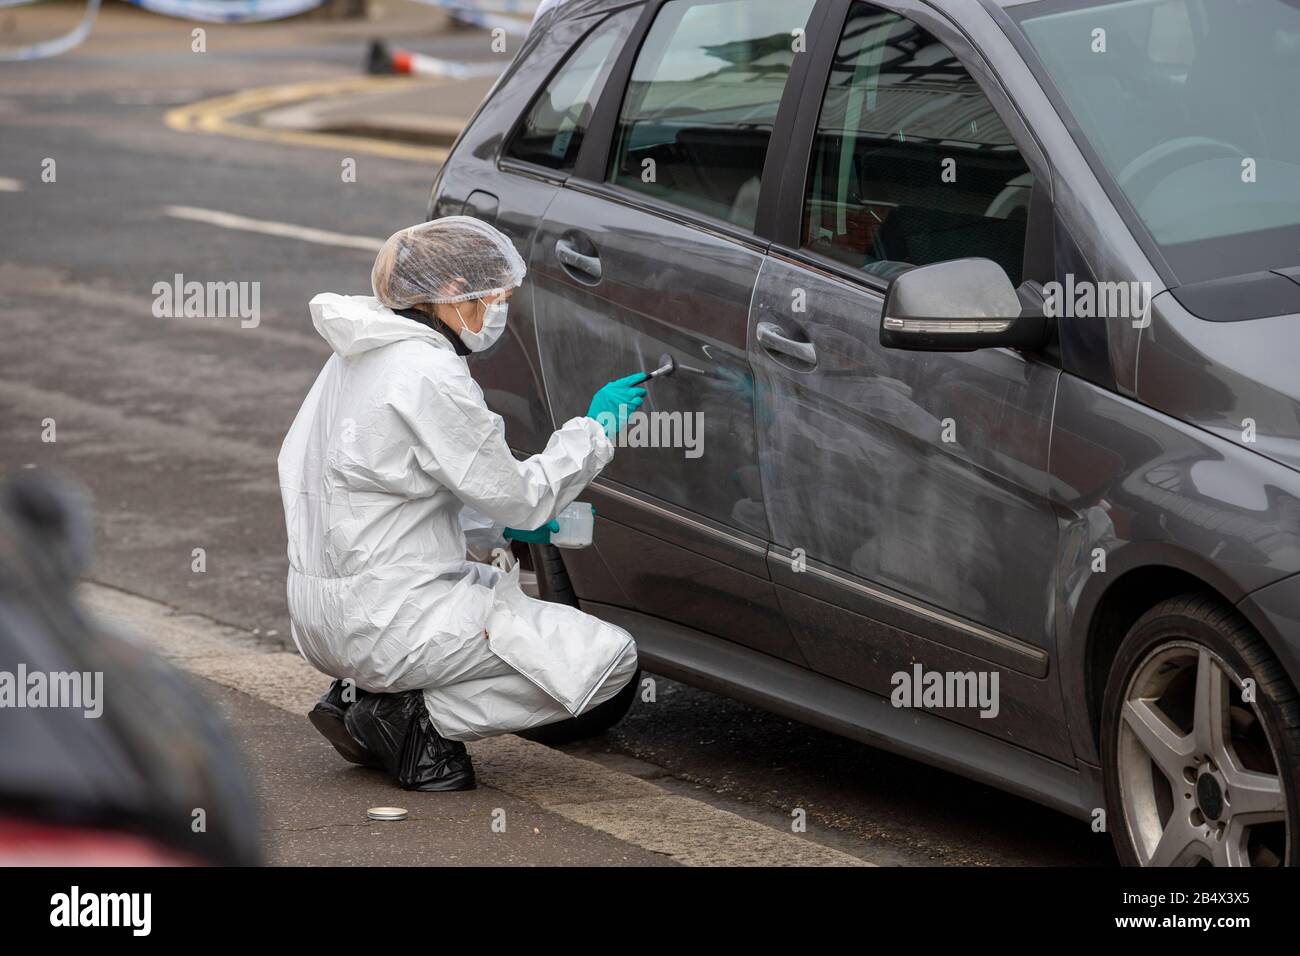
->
<box><xmin>1012</xmin><ymin>0</ymin><xmax>1300</xmax><ymax>284</ymax></box>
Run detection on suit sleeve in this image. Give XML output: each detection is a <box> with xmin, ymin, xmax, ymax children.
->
<box><xmin>389</xmin><ymin>358</ymin><xmax>613</xmax><ymax>530</ymax></box>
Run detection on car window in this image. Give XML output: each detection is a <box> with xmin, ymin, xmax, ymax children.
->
<box><xmin>607</xmin><ymin>0</ymin><xmax>818</xmax><ymax>231</ymax></box>
<box><xmin>505</xmin><ymin>8</ymin><xmax>640</xmax><ymax>172</ymax></box>
<box><xmin>803</xmin><ymin>2</ymin><xmax>1031</xmax><ymax>285</ymax></box>
<box><xmin>1014</xmin><ymin>0</ymin><xmax>1300</xmax><ymax>284</ymax></box>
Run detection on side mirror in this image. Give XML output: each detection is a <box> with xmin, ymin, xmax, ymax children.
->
<box><xmin>879</xmin><ymin>258</ymin><xmax>1048</xmax><ymax>352</ymax></box>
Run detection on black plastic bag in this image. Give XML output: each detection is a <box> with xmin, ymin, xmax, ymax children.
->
<box><xmin>345</xmin><ymin>691</ymin><xmax>475</xmax><ymax>791</ymax></box>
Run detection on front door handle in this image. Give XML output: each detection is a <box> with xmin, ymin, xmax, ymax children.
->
<box><xmin>756</xmin><ymin>322</ymin><xmax>817</xmax><ymax>365</ymax></box>
<box><xmin>555</xmin><ymin>238</ymin><xmax>602</xmax><ymax>282</ymax></box>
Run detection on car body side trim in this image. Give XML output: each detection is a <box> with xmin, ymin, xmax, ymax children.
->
<box><xmin>589</xmin><ymin>478</ymin><xmax>767</xmax><ymax>558</ymax></box>
<box><xmin>561</xmin><ymin>179</ymin><xmax>772</xmax><ymax>253</ymax></box>
<box><xmin>497</xmin><ymin>157</ymin><xmax>568</xmax><ymax>186</ymax></box>
<box><xmin>770</xmin><ymin>546</ymin><xmax>1050</xmax><ymax>676</ymax></box>
<box><xmin>767</xmin><ymin>243</ymin><xmax>891</xmax><ymax>297</ymax></box>
<box><xmin>586</xmin><ymin>601</ymin><xmax>1094</xmax><ymax>819</ymax></box>
<box><xmin>593</xmin><ymin>477</ymin><xmax>1049</xmax><ymax>675</ymax></box>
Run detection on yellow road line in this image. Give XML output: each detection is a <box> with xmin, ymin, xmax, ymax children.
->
<box><xmin>164</xmin><ymin>76</ymin><xmax>450</xmax><ymax>164</ymax></box>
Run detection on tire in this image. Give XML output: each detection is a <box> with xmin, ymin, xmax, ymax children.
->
<box><xmin>1100</xmin><ymin>593</ymin><xmax>1300</xmax><ymax>866</ymax></box>
<box><xmin>517</xmin><ymin>542</ymin><xmax>640</xmax><ymax>745</ymax></box>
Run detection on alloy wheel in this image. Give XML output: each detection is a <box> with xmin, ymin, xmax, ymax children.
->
<box><xmin>1117</xmin><ymin>640</ymin><xmax>1288</xmax><ymax>866</ymax></box>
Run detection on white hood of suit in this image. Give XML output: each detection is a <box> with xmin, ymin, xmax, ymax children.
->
<box><xmin>309</xmin><ymin>293</ymin><xmax>452</xmax><ymax>358</ymax></box>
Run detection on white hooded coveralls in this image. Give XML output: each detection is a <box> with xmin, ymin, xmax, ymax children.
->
<box><xmin>278</xmin><ymin>294</ymin><xmax>638</xmax><ymax>740</ymax></box>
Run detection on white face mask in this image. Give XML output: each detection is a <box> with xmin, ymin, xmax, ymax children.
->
<box><xmin>452</xmin><ymin>298</ymin><xmax>508</xmax><ymax>352</ymax></box>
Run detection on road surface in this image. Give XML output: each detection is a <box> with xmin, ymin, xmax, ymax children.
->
<box><xmin>0</xmin><ymin>2</ymin><xmax>1114</xmax><ymax>865</ymax></box>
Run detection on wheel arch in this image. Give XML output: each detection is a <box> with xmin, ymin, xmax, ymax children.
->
<box><xmin>1064</xmin><ymin>543</ymin><xmax>1253</xmax><ymax>765</ymax></box>
<box><xmin>1082</xmin><ymin>565</ymin><xmax>1224</xmax><ymax>753</ymax></box>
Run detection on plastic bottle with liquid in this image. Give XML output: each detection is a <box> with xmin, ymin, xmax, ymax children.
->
<box><xmin>551</xmin><ymin>502</ymin><xmax>594</xmax><ymax>549</ymax></box>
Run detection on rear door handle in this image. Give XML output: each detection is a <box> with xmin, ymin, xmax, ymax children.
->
<box><xmin>555</xmin><ymin>238</ymin><xmax>602</xmax><ymax>282</ymax></box>
<box><xmin>756</xmin><ymin>322</ymin><xmax>817</xmax><ymax>365</ymax></box>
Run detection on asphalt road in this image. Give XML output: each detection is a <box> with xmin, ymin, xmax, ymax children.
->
<box><xmin>0</xmin><ymin>5</ymin><xmax>1114</xmax><ymax>865</ymax></box>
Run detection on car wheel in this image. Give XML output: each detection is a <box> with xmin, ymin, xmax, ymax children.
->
<box><xmin>518</xmin><ymin>542</ymin><xmax>640</xmax><ymax>746</ymax></box>
<box><xmin>1101</xmin><ymin>594</ymin><xmax>1300</xmax><ymax>866</ymax></box>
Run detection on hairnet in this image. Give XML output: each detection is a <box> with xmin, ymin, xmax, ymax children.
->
<box><xmin>371</xmin><ymin>216</ymin><xmax>527</xmax><ymax>308</ymax></box>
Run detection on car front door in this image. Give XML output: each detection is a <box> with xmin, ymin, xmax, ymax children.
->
<box><xmin>529</xmin><ymin>0</ymin><xmax>822</xmax><ymax>661</ymax></box>
<box><xmin>749</xmin><ymin>0</ymin><xmax>1071</xmax><ymax>759</ymax></box>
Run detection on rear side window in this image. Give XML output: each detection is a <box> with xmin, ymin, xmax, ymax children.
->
<box><xmin>803</xmin><ymin>2</ymin><xmax>1031</xmax><ymax>284</ymax></box>
<box><xmin>505</xmin><ymin>8</ymin><xmax>640</xmax><ymax>172</ymax></box>
<box><xmin>607</xmin><ymin>0</ymin><xmax>818</xmax><ymax>230</ymax></box>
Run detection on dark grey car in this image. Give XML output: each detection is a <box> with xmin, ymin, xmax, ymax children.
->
<box><xmin>428</xmin><ymin>0</ymin><xmax>1300</xmax><ymax>866</ymax></box>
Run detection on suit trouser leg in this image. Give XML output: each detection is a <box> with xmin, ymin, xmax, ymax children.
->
<box><xmin>422</xmin><ymin>636</ymin><xmax>638</xmax><ymax>742</ymax></box>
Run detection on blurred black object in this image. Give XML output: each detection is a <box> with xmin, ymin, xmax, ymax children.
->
<box><xmin>0</xmin><ymin>471</ymin><xmax>261</xmax><ymax>865</ymax></box>
<box><xmin>344</xmin><ymin>690</ymin><xmax>476</xmax><ymax>792</ymax></box>
<box><xmin>366</xmin><ymin>39</ymin><xmax>394</xmax><ymax>75</ymax></box>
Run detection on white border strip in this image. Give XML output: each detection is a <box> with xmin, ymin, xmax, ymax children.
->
<box><xmin>0</xmin><ymin>0</ymin><xmax>100</xmax><ymax>61</ymax></box>
<box><xmin>123</xmin><ymin>0</ymin><xmax>326</xmax><ymax>23</ymax></box>
<box><xmin>163</xmin><ymin>205</ymin><xmax>384</xmax><ymax>252</ymax></box>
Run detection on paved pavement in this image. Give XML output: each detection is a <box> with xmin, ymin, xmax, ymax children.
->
<box><xmin>0</xmin><ymin>1</ymin><xmax>1115</xmax><ymax>865</ymax></box>
<box><xmin>86</xmin><ymin>583</ymin><xmax>867</xmax><ymax>866</ymax></box>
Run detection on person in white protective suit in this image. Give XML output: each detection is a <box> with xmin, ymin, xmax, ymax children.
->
<box><xmin>277</xmin><ymin>216</ymin><xmax>647</xmax><ymax>791</ymax></box>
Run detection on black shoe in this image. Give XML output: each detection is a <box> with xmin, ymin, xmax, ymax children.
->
<box><xmin>399</xmin><ymin>706</ymin><xmax>476</xmax><ymax>792</ymax></box>
<box><xmin>308</xmin><ymin>679</ymin><xmax>382</xmax><ymax>768</ymax></box>
<box><xmin>345</xmin><ymin>691</ymin><xmax>476</xmax><ymax>792</ymax></box>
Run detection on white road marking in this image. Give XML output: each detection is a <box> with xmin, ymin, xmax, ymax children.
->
<box><xmin>163</xmin><ymin>205</ymin><xmax>384</xmax><ymax>252</ymax></box>
<box><xmin>82</xmin><ymin>583</ymin><xmax>872</xmax><ymax>867</ymax></box>
<box><xmin>0</xmin><ymin>261</ymin><xmax>330</xmax><ymax>352</ymax></box>
<box><xmin>0</xmin><ymin>177</ymin><xmax>24</xmax><ymax>192</ymax></box>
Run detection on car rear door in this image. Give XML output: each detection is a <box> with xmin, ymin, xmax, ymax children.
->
<box><xmin>749</xmin><ymin>0</ymin><xmax>1071</xmax><ymax>759</ymax></box>
<box><xmin>529</xmin><ymin>0</ymin><xmax>826</xmax><ymax>661</ymax></box>
<box><xmin>437</xmin><ymin>6</ymin><xmax>644</xmax><ymax>456</ymax></box>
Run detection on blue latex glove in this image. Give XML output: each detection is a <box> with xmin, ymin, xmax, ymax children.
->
<box><xmin>503</xmin><ymin>519</ymin><xmax>560</xmax><ymax>544</ymax></box>
<box><xmin>586</xmin><ymin>373</ymin><xmax>648</xmax><ymax>438</ymax></box>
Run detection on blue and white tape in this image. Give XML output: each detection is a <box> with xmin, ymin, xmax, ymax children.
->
<box><xmin>121</xmin><ymin>0</ymin><xmax>537</xmax><ymax>26</ymax></box>
<box><xmin>122</xmin><ymin>0</ymin><xmax>328</xmax><ymax>24</ymax></box>
<box><xmin>0</xmin><ymin>0</ymin><xmax>101</xmax><ymax>61</ymax></box>
<box><xmin>409</xmin><ymin>0</ymin><xmax>537</xmax><ymax>36</ymax></box>
<box><xmin>0</xmin><ymin>0</ymin><xmax>541</xmax><ymax>62</ymax></box>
